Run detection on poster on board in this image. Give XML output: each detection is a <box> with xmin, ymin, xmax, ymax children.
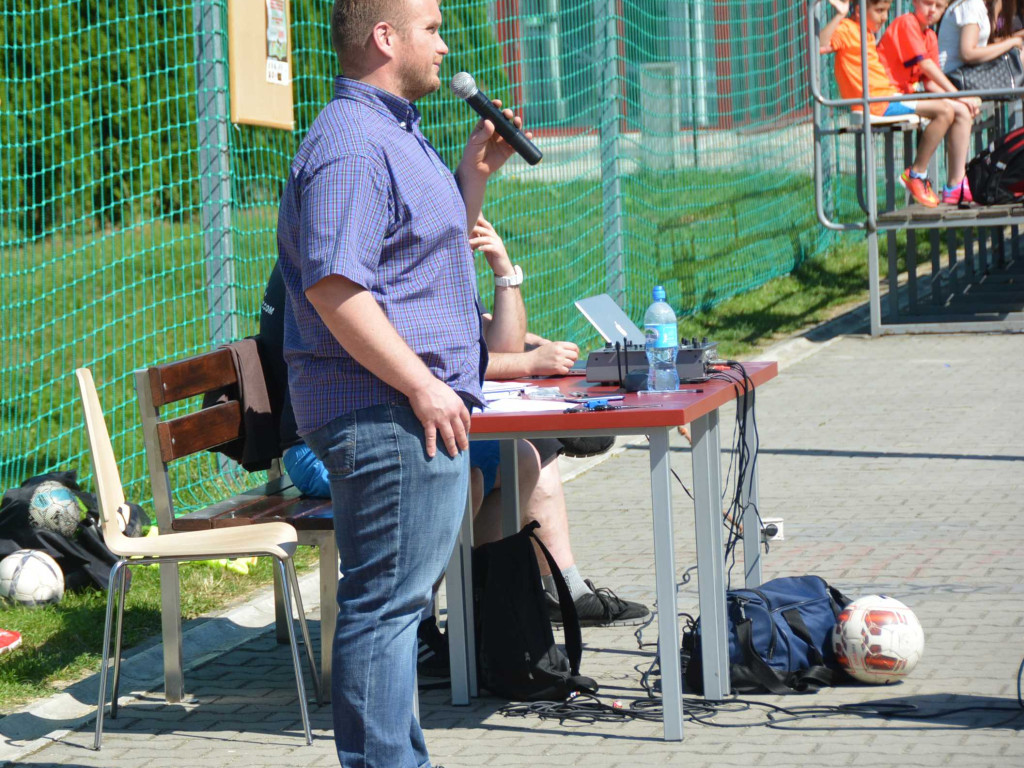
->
<box><xmin>229</xmin><ymin>0</ymin><xmax>294</xmax><ymax>130</ymax></box>
<box><xmin>265</xmin><ymin>0</ymin><xmax>289</xmax><ymax>85</ymax></box>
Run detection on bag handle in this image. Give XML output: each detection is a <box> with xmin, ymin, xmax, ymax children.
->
<box><xmin>523</xmin><ymin>521</ymin><xmax>583</xmax><ymax>675</ymax></box>
<box><xmin>733</xmin><ymin>618</ymin><xmax>793</xmax><ymax>695</ymax></box>
<box><xmin>780</xmin><ymin>607</ymin><xmax>825</xmax><ymax>667</ymax></box>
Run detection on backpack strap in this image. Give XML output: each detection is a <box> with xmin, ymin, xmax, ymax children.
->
<box><xmin>523</xmin><ymin>521</ymin><xmax>583</xmax><ymax>676</ymax></box>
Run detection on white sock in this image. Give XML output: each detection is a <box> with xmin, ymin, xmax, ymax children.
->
<box><xmin>543</xmin><ymin>565</ymin><xmax>592</xmax><ymax>601</ymax></box>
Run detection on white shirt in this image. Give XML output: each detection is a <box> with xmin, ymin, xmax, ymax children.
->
<box><xmin>938</xmin><ymin>0</ymin><xmax>991</xmax><ymax>72</ymax></box>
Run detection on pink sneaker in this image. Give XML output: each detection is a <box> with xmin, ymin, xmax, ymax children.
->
<box><xmin>942</xmin><ymin>178</ymin><xmax>973</xmax><ymax>205</ymax></box>
<box><xmin>0</xmin><ymin>629</ymin><xmax>22</xmax><ymax>655</ymax></box>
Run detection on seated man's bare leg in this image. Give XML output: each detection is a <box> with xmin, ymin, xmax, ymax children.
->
<box><xmin>475</xmin><ymin>440</ymin><xmax>650</xmax><ymax>628</ymax></box>
<box><xmin>520</xmin><ymin>448</ymin><xmax>575</xmax><ymax>576</ymax></box>
<box><xmin>473</xmin><ymin>438</ymin><xmax>541</xmax><ymax>545</ymax></box>
<box><xmin>523</xmin><ymin>448</ymin><xmax>651</xmax><ymax>628</ymax></box>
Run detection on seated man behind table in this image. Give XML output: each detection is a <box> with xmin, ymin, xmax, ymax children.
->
<box><xmin>260</xmin><ymin>218</ymin><xmax>649</xmax><ymax>653</ymax></box>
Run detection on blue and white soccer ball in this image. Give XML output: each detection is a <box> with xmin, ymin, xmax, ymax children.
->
<box><xmin>0</xmin><ymin>549</ymin><xmax>65</xmax><ymax>607</ymax></box>
<box><xmin>29</xmin><ymin>480</ymin><xmax>85</xmax><ymax>538</ymax></box>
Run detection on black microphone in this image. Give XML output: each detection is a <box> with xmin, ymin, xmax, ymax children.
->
<box><xmin>449</xmin><ymin>72</ymin><xmax>542</xmax><ymax>166</ymax></box>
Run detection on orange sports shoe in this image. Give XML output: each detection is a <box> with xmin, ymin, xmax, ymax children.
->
<box><xmin>899</xmin><ymin>169</ymin><xmax>939</xmax><ymax>208</ymax></box>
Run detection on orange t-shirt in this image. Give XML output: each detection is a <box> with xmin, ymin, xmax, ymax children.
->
<box><xmin>829</xmin><ymin>17</ymin><xmax>900</xmax><ymax>115</ymax></box>
<box><xmin>878</xmin><ymin>14</ymin><xmax>939</xmax><ymax>93</ymax></box>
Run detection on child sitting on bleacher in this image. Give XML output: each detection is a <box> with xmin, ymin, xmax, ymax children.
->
<box><xmin>879</xmin><ymin>0</ymin><xmax>981</xmax><ymax>204</ymax></box>
<box><xmin>821</xmin><ymin>0</ymin><xmax>967</xmax><ymax>207</ymax></box>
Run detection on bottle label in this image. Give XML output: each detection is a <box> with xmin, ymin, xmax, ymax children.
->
<box><xmin>644</xmin><ymin>323</ymin><xmax>678</xmax><ymax>349</ymax></box>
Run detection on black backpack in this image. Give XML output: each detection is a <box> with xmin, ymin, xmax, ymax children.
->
<box><xmin>472</xmin><ymin>521</ymin><xmax>598</xmax><ymax>701</ymax></box>
<box><xmin>0</xmin><ymin>471</ymin><xmax>149</xmax><ymax>592</ymax></box>
<box><xmin>964</xmin><ymin>127</ymin><xmax>1024</xmax><ymax>205</ymax></box>
<box><xmin>683</xmin><ymin>575</ymin><xmax>852</xmax><ymax>695</ymax></box>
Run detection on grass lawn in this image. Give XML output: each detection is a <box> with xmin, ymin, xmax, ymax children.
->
<box><xmin>1</xmin><ymin>166</ymin><xmax>837</xmax><ymax>513</ymax></box>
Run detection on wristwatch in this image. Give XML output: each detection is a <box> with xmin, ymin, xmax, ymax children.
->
<box><xmin>493</xmin><ymin>264</ymin><xmax>523</xmax><ymax>288</ymax></box>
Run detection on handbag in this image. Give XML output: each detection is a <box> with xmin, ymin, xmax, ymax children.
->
<box><xmin>947</xmin><ymin>47</ymin><xmax>1024</xmax><ymax>98</ymax></box>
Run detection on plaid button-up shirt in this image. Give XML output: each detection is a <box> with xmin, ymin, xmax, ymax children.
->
<box><xmin>277</xmin><ymin>77</ymin><xmax>485</xmax><ymax>434</ymax></box>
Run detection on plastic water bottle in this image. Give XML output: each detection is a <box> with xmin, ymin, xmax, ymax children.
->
<box><xmin>644</xmin><ymin>285</ymin><xmax>680</xmax><ymax>392</ymax></box>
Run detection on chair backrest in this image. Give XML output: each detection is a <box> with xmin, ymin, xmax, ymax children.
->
<box><xmin>74</xmin><ymin>368</ymin><xmax>131</xmax><ymax>551</ymax></box>
<box><xmin>134</xmin><ymin>348</ymin><xmax>283</xmax><ymax>532</ymax></box>
<box><xmin>141</xmin><ymin>348</ymin><xmax>243</xmax><ymax>461</ymax></box>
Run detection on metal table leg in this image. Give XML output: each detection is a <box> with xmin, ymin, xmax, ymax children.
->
<box><xmin>649</xmin><ymin>427</ymin><xmax>683</xmax><ymax>741</ymax></box>
<box><xmin>499</xmin><ymin>439</ymin><xmax>520</xmax><ymax>537</ymax></box>
<box><xmin>690</xmin><ymin>409</ymin><xmax>729</xmax><ymax>700</ymax></box>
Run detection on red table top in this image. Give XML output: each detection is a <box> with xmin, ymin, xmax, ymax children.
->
<box><xmin>470</xmin><ymin>361</ymin><xmax>778</xmax><ymax>436</ymax></box>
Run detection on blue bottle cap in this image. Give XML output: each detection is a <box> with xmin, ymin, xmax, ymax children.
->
<box><xmin>652</xmin><ymin>285</ymin><xmax>666</xmax><ymax>301</ymax></box>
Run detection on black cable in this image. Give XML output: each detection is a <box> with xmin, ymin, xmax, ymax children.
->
<box><xmin>1018</xmin><ymin>655</ymin><xmax>1024</xmax><ymax>709</ymax></box>
<box><xmin>670</xmin><ymin>466</ymin><xmax>694</xmax><ymax>500</ymax></box>
<box><xmin>498</xmin><ymin>690</ymin><xmax>1024</xmax><ymax>730</ymax></box>
<box><xmin>704</xmin><ymin>361</ymin><xmax>758</xmax><ymax>588</ymax></box>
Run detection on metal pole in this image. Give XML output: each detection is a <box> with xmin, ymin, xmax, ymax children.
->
<box><xmin>194</xmin><ymin>0</ymin><xmax>237</xmax><ymax>347</ymax></box>
<box><xmin>547</xmin><ymin>0</ymin><xmax>566</xmax><ymax>122</ymax></box>
<box><xmin>693</xmin><ymin>0</ymin><xmax>708</xmax><ymax>126</ymax></box>
<box><xmin>595</xmin><ymin>0</ymin><xmax>625</xmax><ymax>304</ymax></box>
<box><xmin>855</xmin><ymin>0</ymin><xmax>882</xmax><ymax>335</ymax></box>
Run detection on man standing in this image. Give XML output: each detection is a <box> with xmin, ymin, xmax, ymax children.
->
<box><xmin>276</xmin><ymin>1</ymin><xmax>525</xmax><ymax>766</ymax></box>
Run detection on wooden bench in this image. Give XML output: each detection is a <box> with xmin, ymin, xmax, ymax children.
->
<box><xmin>134</xmin><ymin>348</ymin><xmax>339</xmax><ymax>703</ymax></box>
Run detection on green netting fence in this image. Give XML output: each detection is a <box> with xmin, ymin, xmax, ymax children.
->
<box><xmin>1</xmin><ymin>0</ymin><xmax>836</xmax><ymax>512</ymax></box>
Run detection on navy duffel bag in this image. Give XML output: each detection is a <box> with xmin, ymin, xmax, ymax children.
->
<box><xmin>683</xmin><ymin>575</ymin><xmax>852</xmax><ymax>694</ymax></box>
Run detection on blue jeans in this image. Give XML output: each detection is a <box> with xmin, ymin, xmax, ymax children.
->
<box><xmin>303</xmin><ymin>403</ymin><xmax>468</xmax><ymax>768</ymax></box>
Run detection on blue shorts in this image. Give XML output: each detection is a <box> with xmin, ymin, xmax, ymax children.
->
<box><xmin>469</xmin><ymin>440</ymin><xmax>501</xmax><ymax>497</ymax></box>
<box><xmin>883</xmin><ymin>102</ymin><xmax>916</xmax><ymax>117</ymax></box>
<box><xmin>469</xmin><ymin>438</ymin><xmax>563</xmax><ymax>497</ymax></box>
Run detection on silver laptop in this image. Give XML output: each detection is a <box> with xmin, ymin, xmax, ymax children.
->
<box><xmin>574</xmin><ymin>294</ymin><xmax>646</xmax><ymax>347</ymax></box>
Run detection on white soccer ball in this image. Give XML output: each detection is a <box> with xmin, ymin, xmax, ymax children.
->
<box><xmin>0</xmin><ymin>549</ymin><xmax>65</xmax><ymax>607</ymax></box>
<box><xmin>28</xmin><ymin>480</ymin><xmax>84</xmax><ymax>538</ymax></box>
<box><xmin>833</xmin><ymin>595</ymin><xmax>924</xmax><ymax>684</ymax></box>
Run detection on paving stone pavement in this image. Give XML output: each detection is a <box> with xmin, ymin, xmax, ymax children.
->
<box><xmin>5</xmin><ymin>329</ymin><xmax>1024</xmax><ymax>767</ymax></box>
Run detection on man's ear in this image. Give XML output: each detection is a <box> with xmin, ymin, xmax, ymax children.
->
<box><xmin>369</xmin><ymin>21</ymin><xmax>397</xmax><ymax>60</ymax></box>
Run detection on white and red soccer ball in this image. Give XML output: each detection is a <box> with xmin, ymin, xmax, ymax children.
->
<box><xmin>833</xmin><ymin>595</ymin><xmax>924</xmax><ymax>684</ymax></box>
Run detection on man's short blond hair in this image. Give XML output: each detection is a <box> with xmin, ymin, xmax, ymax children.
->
<box><xmin>331</xmin><ymin>0</ymin><xmax>410</xmax><ymax>73</ymax></box>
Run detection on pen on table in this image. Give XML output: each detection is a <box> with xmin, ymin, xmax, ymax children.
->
<box><xmin>637</xmin><ymin>388</ymin><xmax>703</xmax><ymax>396</ymax></box>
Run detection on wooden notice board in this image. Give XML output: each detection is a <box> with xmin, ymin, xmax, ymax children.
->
<box><xmin>228</xmin><ymin>0</ymin><xmax>295</xmax><ymax>130</ymax></box>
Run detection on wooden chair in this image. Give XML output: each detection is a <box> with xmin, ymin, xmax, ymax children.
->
<box><xmin>74</xmin><ymin>368</ymin><xmax>319</xmax><ymax>749</ymax></box>
<box><xmin>133</xmin><ymin>348</ymin><xmax>338</xmax><ymax>702</ymax></box>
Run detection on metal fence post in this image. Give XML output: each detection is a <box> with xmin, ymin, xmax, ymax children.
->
<box><xmin>595</xmin><ymin>0</ymin><xmax>626</xmax><ymax>305</ymax></box>
<box><xmin>194</xmin><ymin>0</ymin><xmax>237</xmax><ymax>347</ymax></box>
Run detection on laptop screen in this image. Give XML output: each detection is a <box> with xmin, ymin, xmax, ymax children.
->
<box><xmin>574</xmin><ymin>294</ymin><xmax>646</xmax><ymax>347</ymax></box>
